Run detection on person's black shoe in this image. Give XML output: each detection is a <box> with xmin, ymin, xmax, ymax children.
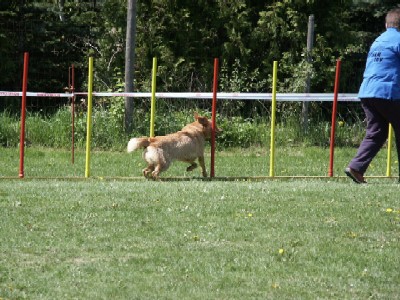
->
<box><xmin>345</xmin><ymin>167</ymin><xmax>367</xmax><ymax>184</ymax></box>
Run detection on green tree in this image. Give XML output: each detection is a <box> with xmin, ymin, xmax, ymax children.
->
<box><xmin>1</xmin><ymin>0</ymin><xmax>400</xmax><ymax>120</ymax></box>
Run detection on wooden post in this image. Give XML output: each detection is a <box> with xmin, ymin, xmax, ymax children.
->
<box><xmin>301</xmin><ymin>14</ymin><xmax>314</xmax><ymax>132</ymax></box>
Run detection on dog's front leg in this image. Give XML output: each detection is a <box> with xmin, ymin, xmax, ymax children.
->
<box><xmin>198</xmin><ymin>156</ymin><xmax>207</xmax><ymax>177</ymax></box>
<box><xmin>186</xmin><ymin>162</ymin><xmax>197</xmax><ymax>172</ymax></box>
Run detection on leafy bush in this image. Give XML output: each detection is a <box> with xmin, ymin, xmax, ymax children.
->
<box><xmin>0</xmin><ymin>112</ymin><xmax>20</xmax><ymax>147</ymax></box>
<box><xmin>0</xmin><ymin>107</ymin><xmax>365</xmax><ymax>151</ymax></box>
<box><xmin>218</xmin><ymin>116</ymin><xmax>269</xmax><ymax>148</ymax></box>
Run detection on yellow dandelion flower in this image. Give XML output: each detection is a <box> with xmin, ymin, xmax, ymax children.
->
<box><xmin>248</xmin><ymin>213</ymin><xmax>253</xmax><ymax>217</ymax></box>
<box><xmin>386</xmin><ymin>208</ymin><xmax>393</xmax><ymax>213</ymax></box>
<box><xmin>347</xmin><ymin>231</ymin><xmax>357</xmax><ymax>238</ymax></box>
<box><xmin>278</xmin><ymin>248</ymin><xmax>284</xmax><ymax>255</ymax></box>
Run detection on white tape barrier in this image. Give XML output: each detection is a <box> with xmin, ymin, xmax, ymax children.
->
<box><xmin>0</xmin><ymin>91</ymin><xmax>73</xmax><ymax>98</ymax></box>
<box><xmin>0</xmin><ymin>91</ymin><xmax>359</xmax><ymax>102</ymax></box>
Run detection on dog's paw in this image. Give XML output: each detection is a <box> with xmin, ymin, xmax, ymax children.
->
<box><xmin>151</xmin><ymin>170</ymin><xmax>160</xmax><ymax>180</ymax></box>
<box><xmin>142</xmin><ymin>168</ymin><xmax>153</xmax><ymax>179</ymax></box>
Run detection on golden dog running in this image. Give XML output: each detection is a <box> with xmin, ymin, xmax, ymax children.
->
<box><xmin>127</xmin><ymin>113</ymin><xmax>221</xmax><ymax>179</ymax></box>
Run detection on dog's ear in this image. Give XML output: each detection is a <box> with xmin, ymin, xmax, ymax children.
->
<box><xmin>194</xmin><ymin>112</ymin><xmax>209</xmax><ymax>126</ymax></box>
<box><xmin>197</xmin><ymin>115</ymin><xmax>209</xmax><ymax>126</ymax></box>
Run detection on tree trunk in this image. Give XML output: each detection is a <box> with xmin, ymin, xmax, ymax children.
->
<box><xmin>301</xmin><ymin>14</ymin><xmax>314</xmax><ymax>133</ymax></box>
<box><xmin>58</xmin><ymin>0</ymin><xmax>65</xmax><ymax>22</ymax></box>
<box><xmin>124</xmin><ymin>0</ymin><xmax>137</xmax><ymax>133</ymax></box>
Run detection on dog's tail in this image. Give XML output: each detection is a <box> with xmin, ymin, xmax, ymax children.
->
<box><xmin>127</xmin><ymin>137</ymin><xmax>150</xmax><ymax>153</ymax></box>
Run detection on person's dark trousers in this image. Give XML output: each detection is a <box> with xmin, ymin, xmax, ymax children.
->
<box><xmin>348</xmin><ymin>98</ymin><xmax>400</xmax><ymax>176</ymax></box>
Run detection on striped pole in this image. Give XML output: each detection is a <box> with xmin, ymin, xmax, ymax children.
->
<box><xmin>70</xmin><ymin>64</ymin><xmax>75</xmax><ymax>164</ymax></box>
<box><xmin>150</xmin><ymin>57</ymin><xmax>157</xmax><ymax>137</ymax></box>
<box><xmin>386</xmin><ymin>124</ymin><xmax>393</xmax><ymax>177</ymax></box>
<box><xmin>211</xmin><ymin>58</ymin><xmax>219</xmax><ymax>178</ymax></box>
<box><xmin>19</xmin><ymin>52</ymin><xmax>29</xmax><ymax>178</ymax></box>
<box><xmin>85</xmin><ymin>57</ymin><xmax>94</xmax><ymax>178</ymax></box>
<box><xmin>269</xmin><ymin>61</ymin><xmax>278</xmax><ymax>177</ymax></box>
<box><xmin>328</xmin><ymin>59</ymin><xmax>341</xmax><ymax>177</ymax></box>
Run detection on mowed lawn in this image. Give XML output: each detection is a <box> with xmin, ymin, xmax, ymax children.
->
<box><xmin>0</xmin><ymin>145</ymin><xmax>397</xmax><ymax>178</ymax></box>
<box><xmin>0</xmin><ymin>147</ymin><xmax>399</xmax><ymax>299</ymax></box>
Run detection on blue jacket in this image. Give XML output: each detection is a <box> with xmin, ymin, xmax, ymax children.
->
<box><xmin>358</xmin><ymin>28</ymin><xmax>400</xmax><ymax>100</ymax></box>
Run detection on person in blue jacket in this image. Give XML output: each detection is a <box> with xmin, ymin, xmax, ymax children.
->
<box><xmin>345</xmin><ymin>7</ymin><xmax>400</xmax><ymax>183</ymax></box>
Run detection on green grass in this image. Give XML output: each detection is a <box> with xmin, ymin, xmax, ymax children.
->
<box><xmin>0</xmin><ymin>179</ymin><xmax>399</xmax><ymax>299</ymax></box>
<box><xmin>0</xmin><ymin>146</ymin><xmax>399</xmax><ymax>299</ymax></box>
<box><xmin>0</xmin><ymin>145</ymin><xmax>397</xmax><ymax>179</ymax></box>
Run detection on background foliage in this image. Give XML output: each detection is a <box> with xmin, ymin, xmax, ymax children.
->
<box><xmin>0</xmin><ymin>0</ymin><xmax>399</xmax><ymax>143</ymax></box>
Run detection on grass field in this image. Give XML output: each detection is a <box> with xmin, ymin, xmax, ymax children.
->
<box><xmin>0</xmin><ymin>147</ymin><xmax>399</xmax><ymax>299</ymax></box>
<box><xmin>0</xmin><ymin>145</ymin><xmax>398</xmax><ymax>179</ymax></box>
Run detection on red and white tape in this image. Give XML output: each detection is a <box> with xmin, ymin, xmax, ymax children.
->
<box><xmin>0</xmin><ymin>91</ymin><xmax>73</xmax><ymax>98</ymax></box>
<box><xmin>0</xmin><ymin>91</ymin><xmax>359</xmax><ymax>102</ymax></box>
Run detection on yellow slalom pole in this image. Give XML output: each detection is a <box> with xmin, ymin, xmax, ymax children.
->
<box><xmin>269</xmin><ymin>61</ymin><xmax>278</xmax><ymax>177</ymax></box>
<box><xmin>150</xmin><ymin>57</ymin><xmax>157</xmax><ymax>137</ymax></box>
<box><xmin>85</xmin><ymin>57</ymin><xmax>94</xmax><ymax>178</ymax></box>
<box><xmin>386</xmin><ymin>124</ymin><xmax>393</xmax><ymax>177</ymax></box>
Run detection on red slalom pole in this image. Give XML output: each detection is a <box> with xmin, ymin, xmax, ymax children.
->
<box><xmin>70</xmin><ymin>64</ymin><xmax>75</xmax><ymax>164</ymax></box>
<box><xmin>211</xmin><ymin>58</ymin><xmax>219</xmax><ymax>178</ymax></box>
<box><xmin>19</xmin><ymin>52</ymin><xmax>29</xmax><ymax>178</ymax></box>
<box><xmin>328</xmin><ymin>59</ymin><xmax>341</xmax><ymax>177</ymax></box>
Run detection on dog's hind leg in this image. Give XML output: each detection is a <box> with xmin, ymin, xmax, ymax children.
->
<box><xmin>198</xmin><ymin>156</ymin><xmax>207</xmax><ymax>177</ymax></box>
<box><xmin>151</xmin><ymin>162</ymin><xmax>170</xmax><ymax>179</ymax></box>
<box><xmin>143</xmin><ymin>165</ymin><xmax>155</xmax><ymax>178</ymax></box>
